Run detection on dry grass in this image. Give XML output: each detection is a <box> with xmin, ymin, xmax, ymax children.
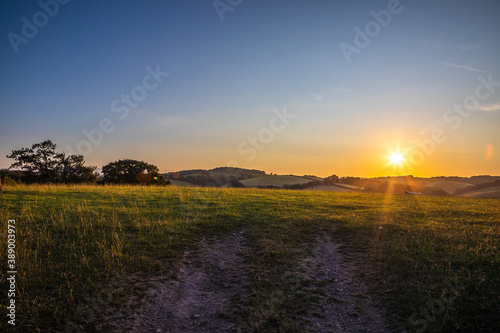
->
<box><xmin>0</xmin><ymin>184</ymin><xmax>498</xmax><ymax>331</ymax></box>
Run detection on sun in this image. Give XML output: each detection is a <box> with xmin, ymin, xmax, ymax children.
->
<box><xmin>388</xmin><ymin>151</ymin><xmax>405</xmax><ymax>166</ymax></box>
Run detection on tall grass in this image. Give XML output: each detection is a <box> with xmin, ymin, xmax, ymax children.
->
<box><xmin>0</xmin><ymin>185</ymin><xmax>498</xmax><ymax>331</ymax></box>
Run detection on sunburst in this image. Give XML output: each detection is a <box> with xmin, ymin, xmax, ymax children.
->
<box><xmin>388</xmin><ymin>151</ymin><xmax>405</xmax><ymax>166</ymax></box>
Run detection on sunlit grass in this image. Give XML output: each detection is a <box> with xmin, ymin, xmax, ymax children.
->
<box><xmin>0</xmin><ymin>184</ymin><xmax>498</xmax><ymax>331</ymax></box>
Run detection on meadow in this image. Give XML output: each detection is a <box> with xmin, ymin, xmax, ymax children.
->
<box><xmin>0</xmin><ymin>185</ymin><xmax>498</xmax><ymax>332</ymax></box>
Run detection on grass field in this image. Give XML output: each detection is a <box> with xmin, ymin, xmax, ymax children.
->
<box><xmin>167</xmin><ymin>179</ymin><xmax>197</xmax><ymax>187</ymax></box>
<box><xmin>0</xmin><ymin>185</ymin><xmax>499</xmax><ymax>332</ymax></box>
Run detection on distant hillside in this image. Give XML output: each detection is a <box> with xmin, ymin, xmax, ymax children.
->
<box><xmin>210</xmin><ymin>167</ymin><xmax>266</xmax><ymax>177</ymax></box>
<box><xmin>426</xmin><ymin>181</ymin><xmax>474</xmax><ymax>194</ymax></box>
<box><xmin>457</xmin><ymin>186</ymin><xmax>500</xmax><ymax>198</ymax></box>
<box><xmin>453</xmin><ymin>180</ymin><xmax>500</xmax><ymax>197</ymax></box>
<box><xmin>302</xmin><ymin>175</ymin><xmax>324</xmax><ymax>181</ymax></box>
<box><xmin>466</xmin><ymin>176</ymin><xmax>500</xmax><ymax>185</ymax></box>
<box><xmin>164</xmin><ymin>167</ymin><xmax>266</xmax><ymax>187</ymax></box>
<box><xmin>239</xmin><ymin>175</ymin><xmax>313</xmax><ymax>188</ymax></box>
<box><xmin>340</xmin><ymin>175</ymin><xmax>500</xmax><ymax>195</ymax></box>
<box><xmin>159</xmin><ymin>168</ymin><xmax>500</xmax><ymax>196</ymax></box>
<box><xmin>307</xmin><ymin>185</ymin><xmax>355</xmax><ymax>192</ymax></box>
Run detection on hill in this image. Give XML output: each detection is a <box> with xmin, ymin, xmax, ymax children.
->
<box><xmin>158</xmin><ymin>169</ymin><xmax>500</xmax><ymax>197</ymax></box>
<box><xmin>453</xmin><ymin>180</ymin><xmax>500</xmax><ymax>198</ymax></box>
<box><xmin>164</xmin><ymin>167</ymin><xmax>266</xmax><ymax>187</ymax></box>
<box><xmin>426</xmin><ymin>181</ymin><xmax>474</xmax><ymax>194</ymax></box>
<box><xmin>308</xmin><ymin>185</ymin><xmax>355</xmax><ymax>192</ymax></box>
<box><xmin>458</xmin><ymin>186</ymin><xmax>500</xmax><ymax>198</ymax></box>
<box><xmin>239</xmin><ymin>175</ymin><xmax>313</xmax><ymax>188</ymax></box>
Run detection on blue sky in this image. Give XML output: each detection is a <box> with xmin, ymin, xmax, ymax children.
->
<box><xmin>1</xmin><ymin>0</ymin><xmax>499</xmax><ymax>177</ymax></box>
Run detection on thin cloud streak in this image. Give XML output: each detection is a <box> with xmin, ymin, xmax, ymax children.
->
<box><xmin>332</xmin><ymin>87</ymin><xmax>355</xmax><ymax>94</ymax></box>
<box><xmin>309</xmin><ymin>93</ymin><xmax>323</xmax><ymax>101</ymax></box>
<box><xmin>439</xmin><ymin>62</ymin><xmax>486</xmax><ymax>73</ymax></box>
<box><xmin>476</xmin><ymin>103</ymin><xmax>500</xmax><ymax>112</ymax></box>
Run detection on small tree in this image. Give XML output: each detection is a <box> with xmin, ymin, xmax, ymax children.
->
<box><xmin>324</xmin><ymin>174</ymin><xmax>339</xmax><ymax>185</ymax></box>
<box><xmin>7</xmin><ymin>140</ymin><xmax>60</xmax><ymax>182</ymax></box>
<box><xmin>58</xmin><ymin>153</ymin><xmax>97</xmax><ymax>183</ymax></box>
<box><xmin>102</xmin><ymin>159</ymin><xmax>166</xmax><ymax>185</ymax></box>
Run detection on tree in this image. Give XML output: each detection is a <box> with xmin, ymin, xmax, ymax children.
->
<box><xmin>6</xmin><ymin>140</ymin><xmax>96</xmax><ymax>183</ymax></box>
<box><xmin>58</xmin><ymin>153</ymin><xmax>97</xmax><ymax>183</ymax></box>
<box><xmin>230</xmin><ymin>179</ymin><xmax>244</xmax><ymax>188</ymax></box>
<box><xmin>7</xmin><ymin>140</ymin><xmax>60</xmax><ymax>182</ymax></box>
<box><xmin>102</xmin><ymin>159</ymin><xmax>166</xmax><ymax>185</ymax></box>
<box><xmin>324</xmin><ymin>174</ymin><xmax>339</xmax><ymax>185</ymax></box>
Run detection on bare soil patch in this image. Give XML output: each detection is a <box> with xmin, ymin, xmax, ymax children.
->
<box><xmin>96</xmin><ymin>231</ymin><xmax>393</xmax><ymax>332</ymax></box>
<box><xmin>301</xmin><ymin>234</ymin><xmax>392</xmax><ymax>332</ymax></box>
<box><xmin>100</xmin><ymin>232</ymin><xmax>248</xmax><ymax>332</ymax></box>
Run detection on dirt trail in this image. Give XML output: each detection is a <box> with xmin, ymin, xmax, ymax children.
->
<box><xmin>110</xmin><ymin>232</ymin><xmax>248</xmax><ymax>332</ymax></box>
<box><xmin>98</xmin><ymin>232</ymin><xmax>393</xmax><ymax>332</ymax></box>
<box><xmin>302</xmin><ymin>234</ymin><xmax>392</xmax><ymax>332</ymax></box>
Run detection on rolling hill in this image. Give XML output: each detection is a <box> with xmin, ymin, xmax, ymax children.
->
<box><xmin>239</xmin><ymin>175</ymin><xmax>313</xmax><ymax>188</ymax></box>
<box><xmin>426</xmin><ymin>181</ymin><xmax>474</xmax><ymax>194</ymax></box>
<box><xmin>308</xmin><ymin>185</ymin><xmax>355</xmax><ymax>192</ymax></box>
<box><xmin>457</xmin><ymin>186</ymin><xmax>500</xmax><ymax>198</ymax></box>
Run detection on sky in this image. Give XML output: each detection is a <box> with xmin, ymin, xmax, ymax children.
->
<box><xmin>1</xmin><ymin>0</ymin><xmax>499</xmax><ymax>177</ymax></box>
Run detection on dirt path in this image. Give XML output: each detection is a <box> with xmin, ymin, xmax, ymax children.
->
<box><xmin>302</xmin><ymin>234</ymin><xmax>392</xmax><ymax>332</ymax></box>
<box><xmin>98</xmin><ymin>231</ymin><xmax>392</xmax><ymax>332</ymax></box>
<box><xmin>119</xmin><ymin>231</ymin><xmax>248</xmax><ymax>332</ymax></box>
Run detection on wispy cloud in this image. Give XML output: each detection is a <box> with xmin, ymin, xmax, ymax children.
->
<box><xmin>332</xmin><ymin>87</ymin><xmax>355</xmax><ymax>94</ymax></box>
<box><xmin>439</xmin><ymin>62</ymin><xmax>486</xmax><ymax>73</ymax></box>
<box><xmin>424</xmin><ymin>40</ymin><xmax>481</xmax><ymax>51</ymax></box>
<box><xmin>309</xmin><ymin>93</ymin><xmax>323</xmax><ymax>101</ymax></box>
<box><xmin>132</xmin><ymin>110</ymin><xmax>192</xmax><ymax>128</ymax></box>
<box><xmin>157</xmin><ymin>115</ymin><xmax>192</xmax><ymax>127</ymax></box>
<box><xmin>476</xmin><ymin>103</ymin><xmax>500</xmax><ymax>113</ymax></box>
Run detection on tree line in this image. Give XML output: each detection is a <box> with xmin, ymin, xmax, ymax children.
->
<box><xmin>2</xmin><ymin>140</ymin><xmax>167</xmax><ymax>185</ymax></box>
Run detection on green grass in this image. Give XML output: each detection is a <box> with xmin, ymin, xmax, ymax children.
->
<box><xmin>167</xmin><ymin>179</ymin><xmax>196</xmax><ymax>187</ymax></box>
<box><xmin>0</xmin><ymin>185</ymin><xmax>498</xmax><ymax>332</ymax></box>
